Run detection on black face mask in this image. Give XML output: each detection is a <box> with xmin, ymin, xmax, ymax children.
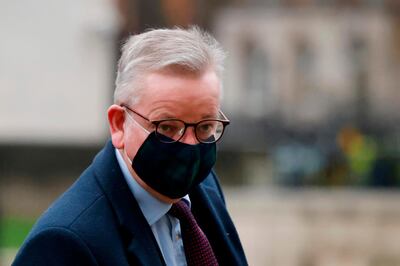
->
<box><xmin>129</xmin><ymin>132</ymin><xmax>216</xmax><ymax>199</ymax></box>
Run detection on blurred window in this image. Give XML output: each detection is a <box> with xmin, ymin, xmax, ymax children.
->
<box><xmin>293</xmin><ymin>38</ymin><xmax>315</xmax><ymax>96</ymax></box>
<box><xmin>349</xmin><ymin>36</ymin><xmax>369</xmax><ymax>126</ymax></box>
<box><xmin>243</xmin><ymin>40</ymin><xmax>271</xmax><ymax>117</ymax></box>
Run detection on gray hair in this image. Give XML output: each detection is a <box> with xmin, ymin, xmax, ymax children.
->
<box><xmin>114</xmin><ymin>26</ymin><xmax>226</xmax><ymax>105</ymax></box>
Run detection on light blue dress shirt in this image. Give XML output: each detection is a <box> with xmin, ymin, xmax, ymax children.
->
<box><xmin>115</xmin><ymin>149</ymin><xmax>188</xmax><ymax>266</ymax></box>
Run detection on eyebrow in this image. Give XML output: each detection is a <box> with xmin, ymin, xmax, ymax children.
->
<box><xmin>202</xmin><ymin>113</ymin><xmax>218</xmax><ymax>119</ymax></box>
<box><xmin>152</xmin><ymin>112</ymin><xmax>219</xmax><ymax>121</ymax></box>
<box><xmin>151</xmin><ymin>112</ymin><xmax>175</xmax><ymax>120</ymax></box>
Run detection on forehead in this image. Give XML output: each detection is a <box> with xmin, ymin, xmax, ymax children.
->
<box><xmin>134</xmin><ymin>69</ymin><xmax>221</xmax><ymax>119</ymax></box>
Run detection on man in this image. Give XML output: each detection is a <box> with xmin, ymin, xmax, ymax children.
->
<box><xmin>13</xmin><ymin>27</ymin><xmax>247</xmax><ymax>266</ymax></box>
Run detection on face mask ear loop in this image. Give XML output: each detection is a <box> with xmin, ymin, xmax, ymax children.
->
<box><xmin>121</xmin><ymin>108</ymin><xmax>150</xmax><ymax>166</ymax></box>
<box><xmin>120</xmin><ymin>111</ymin><xmax>134</xmax><ymax>166</ymax></box>
<box><xmin>123</xmin><ymin>147</ymin><xmax>133</xmax><ymax>166</ymax></box>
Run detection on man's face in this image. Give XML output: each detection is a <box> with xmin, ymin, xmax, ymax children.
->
<box><xmin>108</xmin><ymin>68</ymin><xmax>221</xmax><ymax>202</ymax></box>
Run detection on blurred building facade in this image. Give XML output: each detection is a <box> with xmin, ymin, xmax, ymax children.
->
<box><xmin>1</xmin><ymin>1</ymin><xmax>400</xmax><ymax>265</ymax></box>
<box><xmin>0</xmin><ymin>0</ymin><xmax>399</xmax><ymax>183</ymax></box>
<box><xmin>217</xmin><ymin>8</ymin><xmax>398</xmax><ymax>129</ymax></box>
<box><xmin>213</xmin><ymin>0</ymin><xmax>400</xmax><ymax>186</ymax></box>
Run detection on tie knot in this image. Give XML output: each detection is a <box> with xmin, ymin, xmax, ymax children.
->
<box><xmin>168</xmin><ymin>200</ymin><xmax>197</xmax><ymax>227</ymax></box>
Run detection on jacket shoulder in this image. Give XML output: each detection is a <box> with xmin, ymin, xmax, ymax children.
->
<box><xmin>34</xmin><ymin>166</ymin><xmax>105</xmax><ymax>229</ymax></box>
<box><xmin>14</xmin><ymin>165</ymin><xmax>121</xmax><ymax>265</ymax></box>
<box><xmin>13</xmin><ymin>226</ymin><xmax>98</xmax><ymax>266</ymax></box>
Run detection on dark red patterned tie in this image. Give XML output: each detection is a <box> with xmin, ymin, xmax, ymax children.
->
<box><xmin>169</xmin><ymin>200</ymin><xmax>218</xmax><ymax>266</ymax></box>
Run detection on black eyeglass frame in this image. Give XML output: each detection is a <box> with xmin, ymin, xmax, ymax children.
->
<box><xmin>121</xmin><ymin>104</ymin><xmax>230</xmax><ymax>143</ymax></box>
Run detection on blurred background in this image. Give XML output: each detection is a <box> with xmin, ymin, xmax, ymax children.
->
<box><xmin>1</xmin><ymin>0</ymin><xmax>400</xmax><ymax>265</ymax></box>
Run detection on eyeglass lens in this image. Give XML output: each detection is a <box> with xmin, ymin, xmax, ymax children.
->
<box><xmin>155</xmin><ymin>120</ymin><xmax>224</xmax><ymax>143</ymax></box>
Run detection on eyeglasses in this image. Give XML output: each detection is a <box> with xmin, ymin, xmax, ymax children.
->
<box><xmin>121</xmin><ymin>105</ymin><xmax>230</xmax><ymax>144</ymax></box>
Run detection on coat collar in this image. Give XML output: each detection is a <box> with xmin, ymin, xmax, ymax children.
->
<box><xmin>190</xmin><ymin>173</ymin><xmax>248</xmax><ymax>265</ymax></box>
<box><xmin>91</xmin><ymin>140</ymin><xmax>166</xmax><ymax>266</ymax></box>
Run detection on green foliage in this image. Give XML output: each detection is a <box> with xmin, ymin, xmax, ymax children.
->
<box><xmin>0</xmin><ymin>217</ymin><xmax>35</xmax><ymax>248</ymax></box>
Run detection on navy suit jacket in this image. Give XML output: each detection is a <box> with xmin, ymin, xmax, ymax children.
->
<box><xmin>13</xmin><ymin>141</ymin><xmax>248</xmax><ymax>265</ymax></box>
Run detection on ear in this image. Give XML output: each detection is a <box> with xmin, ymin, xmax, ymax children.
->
<box><xmin>108</xmin><ymin>104</ymin><xmax>126</xmax><ymax>149</ymax></box>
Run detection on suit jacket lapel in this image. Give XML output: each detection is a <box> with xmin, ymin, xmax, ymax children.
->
<box><xmin>92</xmin><ymin>140</ymin><xmax>166</xmax><ymax>266</ymax></box>
<box><xmin>190</xmin><ymin>174</ymin><xmax>247</xmax><ymax>265</ymax></box>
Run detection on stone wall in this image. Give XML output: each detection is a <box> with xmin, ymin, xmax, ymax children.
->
<box><xmin>225</xmin><ymin>187</ymin><xmax>400</xmax><ymax>266</ymax></box>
